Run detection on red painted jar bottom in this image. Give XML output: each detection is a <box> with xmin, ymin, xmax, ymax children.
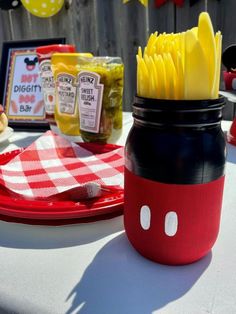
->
<box><xmin>124</xmin><ymin>168</ymin><xmax>225</xmax><ymax>265</ymax></box>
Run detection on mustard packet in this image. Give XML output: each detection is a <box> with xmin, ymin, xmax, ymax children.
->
<box><xmin>51</xmin><ymin>53</ymin><xmax>93</xmax><ymax>138</ymax></box>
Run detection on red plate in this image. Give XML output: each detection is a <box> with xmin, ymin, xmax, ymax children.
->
<box><xmin>0</xmin><ymin>148</ymin><xmax>124</xmax><ymax>225</ymax></box>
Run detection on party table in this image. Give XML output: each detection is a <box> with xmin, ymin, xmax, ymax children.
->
<box><xmin>0</xmin><ymin>112</ymin><xmax>235</xmax><ymax>314</ymax></box>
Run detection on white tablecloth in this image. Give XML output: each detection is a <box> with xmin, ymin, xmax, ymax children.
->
<box><xmin>0</xmin><ymin>113</ymin><xmax>235</xmax><ymax>314</ymax></box>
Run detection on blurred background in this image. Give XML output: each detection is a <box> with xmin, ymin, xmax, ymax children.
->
<box><xmin>0</xmin><ymin>0</ymin><xmax>234</xmax><ymax>119</ymax></box>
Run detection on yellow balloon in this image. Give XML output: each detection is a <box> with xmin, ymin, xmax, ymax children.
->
<box><xmin>21</xmin><ymin>0</ymin><xmax>64</xmax><ymax>18</ymax></box>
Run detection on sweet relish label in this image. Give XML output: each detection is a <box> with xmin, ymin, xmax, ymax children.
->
<box><xmin>56</xmin><ymin>73</ymin><xmax>77</xmax><ymax>116</ymax></box>
<box><xmin>77</xmin><ymin>71</ymin><xmax>104</xmax><ymax>133</ymax></box>
<box><xmin>39</xmin><ymin>60</ymin><xmax>55</xmax><ymax>114</ymax></box>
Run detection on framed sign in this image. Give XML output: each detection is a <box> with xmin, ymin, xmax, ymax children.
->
<box><xmin>0</xmin><ymin>38</ymin><xmax>66</xmax><ymax>130</ymax></box>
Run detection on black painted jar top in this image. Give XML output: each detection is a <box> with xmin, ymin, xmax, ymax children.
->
<box><xmin>132</xmin><ymin>96</ymin><xmax>225</xmax><ymax>127</ymax></box>
<box><xmin>125</xmin><ymin>96</ymin><xmax>226</xmax><ymax>185</ymax></box>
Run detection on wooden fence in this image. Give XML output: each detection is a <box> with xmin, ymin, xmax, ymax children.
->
<box><xmin>0</xmin><ymin>0</ymin><xmax>235</xmax><ymax>119</ymax></box>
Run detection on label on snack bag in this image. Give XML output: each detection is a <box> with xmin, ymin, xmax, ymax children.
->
<box><xmin>56</xmin><ymin>73</ymin><xmax>77</xmax><ymax>115</ymax></box>
<box><xmin>39</xmin><ymin>60</ymin><xmax>55</xmax><ymax>114</ymax></box>
<box><xmin>77</xmin><ymin>71</ymin><xmax>104</xmax><ymax>133</ymax></box>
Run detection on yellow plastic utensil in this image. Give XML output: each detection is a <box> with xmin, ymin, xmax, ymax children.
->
<box><xmin>198</xmin><ymin>12</ymin><xmax>216</xmax><ymax>98</ymax></box>
<box><xmin>176</xmin><ymin>51</ymin><xmax>184</xmax><ymax>99</ymax></box>
<box><xmin>136</xmin><ymin>12</ymin><xmax>221</xmax><ymax>100</ymax></box>
<box><xmin>163</xmin><ymin>53</ymin><xmax>177</xmax><ymax>99</ymax></box>
<box><xmin>184</xmin><ymin>30</ymin><xmax>210</xmax><ymax>100</ymax></box>
<box><xmin>212</xmin><ymin>31</ymin><xmax>222</xmax><ymax>98</ymax></box>
<box><xmin>154</xmin><ymin>54</ymin><xmax>166</xmax><ymax>99</ymax></box>
<box><xmin>191</xmin><ymin>27</ymin><xmax>198</xmax><ymax>37</ymax></box>
<box><xmin>139</xmin><ymin>56</ymin><xmax>149</xmax><ymax>97</ymax></box>
<box><xmin>144</xmin><ymin>55</ymin><xmax>157</xmax><ymax>98</ymax></box>
<box><xmin>179</xmin><ymin>32</ymin><xmax>185</xmax><ymax>70</ymax></box>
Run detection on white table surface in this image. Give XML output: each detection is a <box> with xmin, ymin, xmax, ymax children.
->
<box><xmin>0</xmin><ymin>113</ymin><xmax>235</xmax><ymax>314</ymax></box>
<box><xmin>220</xmin><ymin>90</ymin><xmax>236</xmax><ymax>103</ymax></box>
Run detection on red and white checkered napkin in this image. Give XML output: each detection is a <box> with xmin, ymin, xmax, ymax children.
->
<box><xmin>0</xmin><ymin>131</ymin><xmax>124</xmax><ymax>200</ymax></box>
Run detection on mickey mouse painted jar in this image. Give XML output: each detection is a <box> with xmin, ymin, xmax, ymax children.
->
<box><xmin>124</xmin><ymin>96</ymin><xmax>226</xmax><ymax>265</ymax></box>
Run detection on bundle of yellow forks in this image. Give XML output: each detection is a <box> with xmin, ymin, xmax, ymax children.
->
<box><xmin>136</xmin><ymin>12</ymin><xmax>222</xmax><ymax>100</ymax></box>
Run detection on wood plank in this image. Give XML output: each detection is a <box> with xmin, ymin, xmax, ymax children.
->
<box><xmin>120</xmin><ymin>1</ymin><xmax>148</xmax><ymax>111</ymax></box>
<box><xmin>207</xmin><ymin>0</ymin><xmax>221</xmax><ymax>32</ymax></box>
<box><xmin>148</xmin><ymin>2</ymin><xmax>175</xmax><ymax>34</ymax></box>
<box><xmin>49</xmin><ymin>5</ymin><xmax>77</xmax><ymax>47</ymax></box>
<box><xmin>1</xmin><ymin>4</ymin><xmax>75</xmax><ymax>43</ymax></box>
<box><xmin>213</xmin><ymin>0</ymin><xmax>236</xmax><ymax>51</ymax></box>
<box><xmin>0</xmin><ymin>11</ymin><xmax>13</xmax><ymax>43</ymax></box>
<box><xmin>175</xmin><ymin>1</ymin><xmax>205</xmax><ymax>32</ymax></box>
<box><xmin>6</xmin><ymin>6</ymin><xmax>32</xmax><ymax>39</ymax></box>
<box><xmin>0</xmin><ymin>13</ymin><xmax>5</xmax><ymax>50</ymax></box>
<box><xmin>73</xmin><ymin>0</ymin><xmax>98</xmax><ymax>54</ymax></box>
<box><xmin>96</xmin><ymin>0</ymin><xmax>122</xmax><ymax>56</ymax></box>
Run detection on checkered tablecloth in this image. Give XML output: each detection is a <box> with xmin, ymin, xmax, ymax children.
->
<box><xmin>0</xmin><ymin>131</ymin><xmax>124</xmax><ymax>200</ymax></box>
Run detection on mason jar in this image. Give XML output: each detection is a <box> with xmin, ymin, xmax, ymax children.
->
<box><xmin>124</xmin><ymin>96</ymin><xmax>226</xmax><ymax>265</ymax></box>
